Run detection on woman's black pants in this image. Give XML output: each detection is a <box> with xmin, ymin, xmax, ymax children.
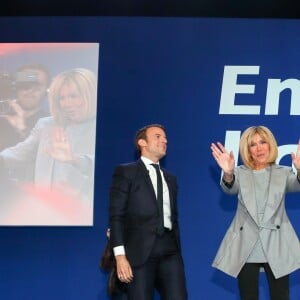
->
<box><xmin>237</xmin><ymin>263</ymin><xmax>289</xmax><ymax>300</ymax></box>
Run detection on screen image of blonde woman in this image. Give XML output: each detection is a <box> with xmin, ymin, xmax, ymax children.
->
<box><xmin>0</xmin><ymin>43</ymin><xmax>99</xmax><ymax>225</ymax></box>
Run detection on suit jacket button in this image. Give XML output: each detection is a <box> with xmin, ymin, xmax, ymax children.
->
<box><xmin>240</xmin><ymin>226</ymin><xmax>243</xmax><ymax>231</ymax></box>
<box><xmin>276</xmin><ymin>225</ymin><xmax>280</xmax><ymax>229</ymax></box>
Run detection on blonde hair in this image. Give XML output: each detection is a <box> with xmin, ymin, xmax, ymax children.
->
<box><xmin>48</xmin><ymin>68</ymin><xmax>97</xmax><ymax>125</ymax></box>
<box><xmin>239</xmin><ymin>125</ymin><xmax>278</xmax><ymax>169</ymax></box>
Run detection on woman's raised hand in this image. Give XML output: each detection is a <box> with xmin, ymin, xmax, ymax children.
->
<box><xmin>211</xmin><ymin>142</ymin><xmax>235</xmax><ymax>174</ymax></box>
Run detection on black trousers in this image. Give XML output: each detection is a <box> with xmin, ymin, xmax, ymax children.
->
<box><xmin>238</xmin><ymin>263</ymin><xmax>289</xmax><ymax>300</ymax></box>
<box><xmin>127</xmin><ymin>230</ymin><xmax>187</xmax><ymax>300</ymax></box>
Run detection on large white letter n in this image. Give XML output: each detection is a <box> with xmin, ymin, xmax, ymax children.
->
<box><xmin>219</xmin><ymin>65</ymin><xmax>260</xmax><ymax>115</ymax></box>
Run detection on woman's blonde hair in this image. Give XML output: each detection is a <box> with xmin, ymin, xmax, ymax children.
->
<box><xmin>239</xmin><ymin>125</ymin><xmax>278</xmax><ymax>169</ymax></box>
<box><xmin>48</xmin><ymin>68</ymin><xmax>97</xmax><ymax>125</ymax></box>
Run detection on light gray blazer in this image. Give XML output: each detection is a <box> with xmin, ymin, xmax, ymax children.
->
<box><xmin>212</xmin><ymin>164</ymin><xmax>300</xmax><ymax>279</ymax></box>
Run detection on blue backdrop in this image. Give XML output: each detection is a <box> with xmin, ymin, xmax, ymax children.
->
<box><xmin>1</xmin><ymin>16</ymin><xmax>300</xmax><ymax>299</ymax></box>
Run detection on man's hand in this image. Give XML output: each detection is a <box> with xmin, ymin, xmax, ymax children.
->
<box><xmin>1</xmin><ymin>100</ymin><xmax>26</xmax><ymax>134</ymax></box>
<box><xmin>115</xmin><ymin>255</ymin><xmax>133</xmax><ymax>283</ymax></box>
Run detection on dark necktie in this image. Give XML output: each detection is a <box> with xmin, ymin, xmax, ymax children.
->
<box><xmin>151</xmin><ymin>164</ymin><xmax>164</xmax><ymax>235</ymax></box>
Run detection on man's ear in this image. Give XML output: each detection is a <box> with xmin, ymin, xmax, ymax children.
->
<box><xmin>138</xmin><ymin>139</ymin><xmax>147</xmax><ymax>148</ymax></box>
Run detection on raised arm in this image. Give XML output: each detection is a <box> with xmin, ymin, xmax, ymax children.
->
<box><xmin>211</xmin><ymin>142</ymin><xmax>235</xmax><ymax>182</ymax></box>
<box><xmin>291</xmin><ymin>139</ymin><xmax>300</xmax><ymax>175</ymax></box>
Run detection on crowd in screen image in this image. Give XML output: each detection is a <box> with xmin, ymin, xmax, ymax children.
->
<box><xmin>0</xmin><ymin>67</ymin><xmax>97</xmax><ymax>225</ymax></box>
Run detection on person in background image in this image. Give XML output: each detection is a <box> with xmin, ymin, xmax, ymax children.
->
<box><xmin>211</xmin><ymin>125</ymin><xmax>300</xmax><ymax>300</ymax></box>
<box><xmin>0</xmin><ymin>68</ymin><xmax>97</xmax><ymax>225</ymax></box>
<box><xmin>0</xmin><ymin>64</ymin><xmax>51</xmax><ymax>182</ymax></box>
<box><xmin>0</xmin><ymin>63</ymin><xmax>51</xmax><ymax>150</ymax></box>
<box><xmin>109</xmin><ymin>124</ymin><xmax>188</xmax><ymax>300</ymax></box>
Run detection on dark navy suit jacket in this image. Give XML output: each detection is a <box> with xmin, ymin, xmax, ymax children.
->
<box><xmin>109</xmin><ymin>159</ymin><xmax>181</xmax><ymax>267</ymax></box>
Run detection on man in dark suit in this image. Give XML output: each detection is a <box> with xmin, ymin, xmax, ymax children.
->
<box><xmin>109</xmin><ymin>124</ymin><xmax>187</xmax><ymax>300</ymax></box>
